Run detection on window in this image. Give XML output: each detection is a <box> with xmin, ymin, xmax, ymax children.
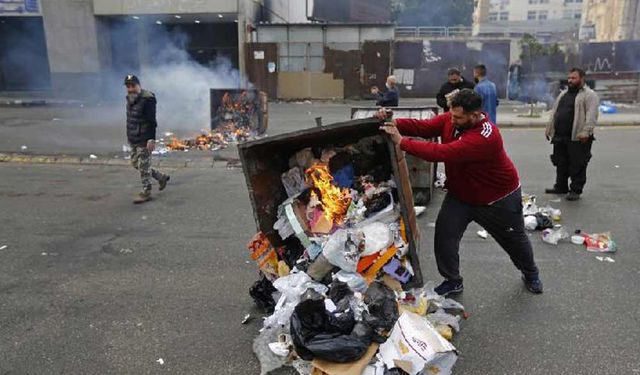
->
<box><xmin>563</xmin><ymin>10</ymin><xmax>573</xmax><ymax>19</ymax></box>
<box><xmin>529</xmin><ymin>0</ymin><xmax>539</xmax><ymax>3</ymax></box>
<box><xmin>489</xmin><ymin>12</ymin><xmax>498</xmax><ymax>21</ymax></box>
<box><xmin>574</xmin><ymin>11</ymin><xmax>582</xmax><ymax>19</ymax></box>
<box><xmin>538</xmin><ymin>10</ymin><xmax>548</xmax><ymax>20</ymax></box>
<box><xmin>499</xmin><ymin>12</ymin><xmax>509</xmax><ymax>20</ymax></box>
<box><xmin>540</xmin><ymin>0</ymin><xmax>549</xmax><ymax>3</ymax></box>
<box><xmin>528</xmin><ymin>10</ymin><xmax>537</xmax><ymax>20</ymax></box>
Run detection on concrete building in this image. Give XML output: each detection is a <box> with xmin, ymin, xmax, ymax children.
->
<box><xmin>473</xmin><ymin>0</ymin><xmax>584</xmax><ymax>41</ymax></box>
<box><xmin>0</xmin><ymin>0</ymin><xmax>261</xmax><ymax>95</ymax></box>
<box><xmin>580</xmin><ymin>0</ymin><xmax>640</xmax><ymax>41</ymax></box>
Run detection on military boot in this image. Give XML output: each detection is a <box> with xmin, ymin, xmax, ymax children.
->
<box><xmin>133</xmin><ymin>190</ymin><xmax>152</xmax><ymax>204</ymax></box>
<box><xmin>158</xmin><ymin>175</ymin><xmax>170</xmax><ymax>191</ymax></box>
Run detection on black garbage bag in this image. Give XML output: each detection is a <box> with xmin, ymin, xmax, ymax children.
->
<box><xmin>534</xmin><ymin>213</ymin><xmax>554</xmax><ymax>230</ymax></box>
<box><xmin>249</xmin><ymin>275</ymin><xmax>277</xmax><ymax>313</ymax></box>
<box><xmin>362</xmin><ymin>281</ymin><xmax>399</xmax><ymax>343</ymax></box>
<box><xmin>290</xmin><ymin>289</ymin><xmax>372</xmax><ymax>363</ymax></box>
<box><xmin>328</xmin><ymin>280</ymin><xmax>353</xmax><ymax>304</ymax></box>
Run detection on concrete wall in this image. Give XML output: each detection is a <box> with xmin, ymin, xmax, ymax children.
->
<box><xmin>278</xmin><ymin>72</ymin><xmax>343</xmax><ymax>99</ymax></box>
<box><xmin>42</xmin><ymin>0</ymin><xmax>101</xmax><ymax>96</ymax></box>
<box><xmin>92</xmin><ymin>0</ymin><xmax>237</xmax><ymax>15</ymax></box>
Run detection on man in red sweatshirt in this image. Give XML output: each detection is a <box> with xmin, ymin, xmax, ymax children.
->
<box><xmin>378</xmin><ymin>89</ymin><xmax>542</xmax><ymax>295</ymax></box>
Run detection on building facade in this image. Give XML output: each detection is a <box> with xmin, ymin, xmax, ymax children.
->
<box><xmin>473</xmin><ymin>0</ymin><xmax>584</xmax><ymax>41</ymax></box>
<box><xmin>580</xmin><ymin>0</ymin><xmax>640</xmax><ymax>41</ymax></box>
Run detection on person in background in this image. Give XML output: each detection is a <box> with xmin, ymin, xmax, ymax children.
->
<box><xmin>371</xmin><ymin>75</ymin><xmax>399</xmax><ymax>107</ymax></box>
<box><xmin>436</xmin><ymin>68</ymin><xmax>474</xmax><ymax>112</ymax></box>
<box><xmin>544</xmin><ymin>68</ymin><xmax>599</xmax><ymax>201</ymax></box>
<box><xmin>473</xmin><ymin>64</ymin><xmax>499</xmax><ymax>123</ymax></box>
<box><xmin>124</xmin><ymin>74</ymin><xmax>170</xmax><ymax>204</ymax></box>
<box><xmin>376</xmin><ymin>89</ymin><xmax>543</xmax><ymax>296</ymax></box>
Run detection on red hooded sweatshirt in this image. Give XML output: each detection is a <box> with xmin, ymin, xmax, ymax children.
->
<box><xmin>397</xmin><ymin>112</ymin><xmax>520</xmax><ymax>205</ymax></box>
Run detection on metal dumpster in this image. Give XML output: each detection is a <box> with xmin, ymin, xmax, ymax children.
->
<box><xmin>210</xmin><ymin>89</ymin><xmax>268</xmax><ymax>134</ymax></box>
<box><xmin>238</xmin><ymin>118</ymin><xmax>423</xmax><ymax>288</ymax></box>
<box><xmin>351</xmin><ymin>106</ymin><xmax>439</xmax><ymax>205</ymax></box>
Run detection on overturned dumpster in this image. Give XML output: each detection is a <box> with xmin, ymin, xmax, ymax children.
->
<box><xmin>240</xmin><ymin>118</ymin><xmax>465</xmax><ymax>375</ymax></box>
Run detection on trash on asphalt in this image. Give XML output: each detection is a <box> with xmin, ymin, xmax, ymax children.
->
<box><xmin>542</xmin><ymin>227</ymin><xmax>569</xmax><ymax>245</ymax></box>
<box><xmin>477</xmin><ymin>229</ymin><xmax>488</xmax><ymax>239</ymax></box>
<box><xmin>571</xmin><ymin>234</ymin><xmax>585</xmax><ymax>245</ymax></box>
<box><xmin>595</xmin><ymin>256</ymin><xmax>615</xmax><ymax>263</ymax></box>
<box><xmin>242</xmin><ymin>313</ymin><xmax>253</xmax><ymax>324</ymax></box>
<box><xmin>156</xmin><ymin>358</ymin><xmax>165</xmax><ymax>365</ymax></box>
<box><xmin>433</xmin><ymin>172</ymin><xmax>446</xmax><ymax>189</ymax></box>
<box><xmin>20</xmin><ymin>145</ymin><xmax>28</xmax><ymax>151</ymax></box>
<box><xmin>0</xmin><ymin>245</ymin><xmax>7</xmax><ymax>251</ymax></box>
<box><xmin>414</xmin><ymin>206</ymin><xmax>426</xmax><ymax>217</ymax></box>
<box><xmin>583</xmin><ymin>231</ymin><xmax>617</xmax><ymax>253</ymax></box>
<box><xmin>239</xmin><ymin>122</ymin><xmax>465</xmax><ymax>374</ymax></box>
<box><xmin>599</xmin><ymin>101</ymin><xmax>617</xmax><ymax>114</ymax></box>
<box><xmin>379</xmin><ymin>312</ymin><xmax>458</xmax><ymax>375</ymax></box>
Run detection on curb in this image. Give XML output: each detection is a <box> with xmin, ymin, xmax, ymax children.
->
<box><xmin>0</xmin><ymin>99</ymin><xmax>85</xmax><ymax>108</ymax></box>
<box><xmin>0</xmin><ymin>153</ymin><xmax>240</xmax><ymax>169</ymax></box>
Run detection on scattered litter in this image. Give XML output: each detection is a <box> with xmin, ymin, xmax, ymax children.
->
<box><xmin>584</xmin><ymin>232</ymin><xmax>617</xmax><ymax>253</ymax></box>
<box><xmin>477</xmin><ymin>229</ymin><xmax>488</xmax><ymax>239</ymax></box>
<box><xmin>51</xmin><ymin>118</ymin><xmax>61</xmax><ymax>121</ymax></box>
<box><xmin>571</xmin><ymin>235</ymin><xmax>585</xmax><ymax>245</ymax></box>
<box><xmin>89</xmin><ymin>154</ymin><xmax>97</xmax><ymax>159</ymax></box>
<box><xmin>0</xmin><ymin>245</ymin><xmax>7</xmax><ymax>250</ymax></box>
<box><xmin>614</xmin><ymin>165</ymin><xmax>620</xmax><ymax>169</ymax></box>
<box><xmin>119</xmin><ymin>248</ymin><xmax>133</xmax><ymax>254</ymax></box>
<box><xmin>20</xmin><ymin>145</ymin><xmax>28</xmax><ymax>151</ymax></box>
<box><xmin>41</xmin><ymin>252</ymin><xmax>48</xmax><ymax>256</ymax></box>
<box><xmin>156</xmin><ymin>358</ymin><xmax>164</xmax><ymax>365</ymax></box>
<box><xmin>542</xmin><ymin>227</ymin><xmax>569</xmax><ymax>245</ymax></box>
<box><xmin>414</xmin><ymin>206</ymin><xmax>426</xmax><ymax>217</ymax></box>
<box><xmin>550</xmin><ymin>198</ymin><xmax>562</xmax><ymax>203</ymax></box>
<box><xmin>241</xmin><ymin>313</ymin><xmax>253</xmax><ymax>324</ymax></box>
<box><xmin>595</xmin><ymin>256</ymin><xmax>615</xmax><ymax>263</ymax></box>
<box><xmin>434</xmin><ymin>172</ymin><xmax>446</xmax><ymax>188</ymax></box>
<box><xmin>141</xmin><ymin>216</ymin><xmax>148</xmax><ymax>220</ymax></box>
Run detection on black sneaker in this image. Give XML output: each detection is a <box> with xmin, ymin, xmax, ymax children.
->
<box><xmin>545</xmin><ymin>187</ymin><xmax>568</xmax><ymax>194</ymax></box>
<box><xmin>522</xmin><ymin>276</ymin><xmax>544</xmax><ymax>294</ymax></box>
<box><xmin>158</xmin><ymin>175</ymin><xmax>170</xmax><ymax>191</ymax></box>
<box><xmin>566</xmin><ymin>191</ymin><xmax>581</xmax><ymax>201</ymax></box>
<box><xmin>435</xmin><ymin>280</ymin><xmax>464</xmax><ymax>296</ymax></box>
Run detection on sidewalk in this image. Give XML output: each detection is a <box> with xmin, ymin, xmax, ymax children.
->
<box><xmin>0</xmin><ymin>100</ymin><xmax>638</xmax><ymax>167</ymax></box>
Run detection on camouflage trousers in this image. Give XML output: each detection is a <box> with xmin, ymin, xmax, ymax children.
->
<box><xmin>130</xmin><ymin>144</ymin><xmax>164</xmax><ymax>192</ymax></box>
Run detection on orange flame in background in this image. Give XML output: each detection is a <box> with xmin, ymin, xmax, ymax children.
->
<box><xmin>306</xmin><ymin>163</ymin><xmax>352</xmax><ymax>225</ymax></box>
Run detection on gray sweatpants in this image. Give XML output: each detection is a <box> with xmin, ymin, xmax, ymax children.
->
<box><xmin>434</xmin><ymin>188</ymin><xmax>540</xmax><ymax>282</ymax></box>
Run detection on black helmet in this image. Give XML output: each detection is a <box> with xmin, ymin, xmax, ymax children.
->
<box><xmin>124</xmin><ymin>74</ymin><xmax>140</xmax><ymax>85</ymax></box>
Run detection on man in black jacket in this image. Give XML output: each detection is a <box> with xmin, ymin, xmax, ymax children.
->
<box><xmin>125</xmin><ymin>75</ymin><xmax>170</xmax><ymax>204</ymax></box>
<box><xmin>436</xmin><ymin>68</ymin><xmax>475</xmax><ymax>112</ymax></box>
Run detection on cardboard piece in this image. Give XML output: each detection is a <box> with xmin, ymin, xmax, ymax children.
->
<box><xmin>311</xmin><ymin>344</ymin><xmax>379</xmax><ymax>375</ymax></box>
<box><xmin>379</xmin><ymin>312</ymin><xmax>458</xmax><ymax>375</ymax></box>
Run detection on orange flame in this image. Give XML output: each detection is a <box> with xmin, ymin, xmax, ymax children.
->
<box><xmin>306</xmin><ymin>163</ymin><xmax>352</xmax><ymax>224</ymax></box>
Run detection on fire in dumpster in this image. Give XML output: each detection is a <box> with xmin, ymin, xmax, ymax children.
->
<box><xmin>160</xmin><ymin>89</ymin><xmax>265</xmax><ymax>152</ymax></box>
<box><xmin>305</xmin><ymin>163</ymin><xmax>352</xmax><ymax>225</ymax></box>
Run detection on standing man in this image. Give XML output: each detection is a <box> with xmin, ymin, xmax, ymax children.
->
<box><xmin>377</xmin><ymin>89</ymin><xmax>542</xmax><ymax>295</ymax></box>
<box><xmin>473</xmin><ymin>64</ymin><xmax>499</xmax><ymax>123</ymax></box>
<box><xmin>544</xmin><ymin>68</ymin><xmax>599</xmax><ymax>201</ymax></box>
<box><xmin>371</xmin><ymin>75</ymin><xmax>399</xmax><ymax>107</ymax></box>
<box><xmin>436</xmin><ymin>68</ymin><xmax>474</xmax><ymax>112</ymax></box>
<box><xmin>125</xmin><ymin>74</ymin><xmax>170</xmax><ymax>204</ymax></box>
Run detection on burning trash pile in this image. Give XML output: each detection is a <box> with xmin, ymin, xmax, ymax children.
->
<box><xmin>246</xmin><ymin>135</ymin><xmax>466</xmax><ymax>375</ymax></box>
<box><xmin>156</xmin><ymin>91</ymin><xmax>265</xmax><ymax>153</ymax></box>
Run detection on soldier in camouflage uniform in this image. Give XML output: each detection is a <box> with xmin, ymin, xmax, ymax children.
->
<box><xmin>125</xmin><ymin>75</ymin><xmax>170</xmax><ymax>204</ymax></box>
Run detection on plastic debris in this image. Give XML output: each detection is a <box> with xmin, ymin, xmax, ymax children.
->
<box><xmin>477</xmin><ymin>229</ymin><xmax>488</xmax><ymax>239</ymax></box>
<box><xmin>241</xmin><ymin>313</ymin><xmax>252</xmax><ymax>324</ymax></box>
<box><xmin>20</xmin><ymin>145</ymin><xmax>28</xmax><ymax>151</ymax></box>
<box><xmin>584</xmin><ymin>232</ymin><xmax>617</xmax><ymax>253</ymax></box>
<box><xmin>89</xmin><ymin>154</ymin><xmax>97</xmax><ymax>159</ymax></box>
<box><xmin>156</xmin><ymin>358</ymin><xmax>165</xmax><ymax>365</ymax></box>
<box><xmin>414</xmin><ymin>206</ymin><xmax>426</xmax><ymax>217</ymax></box>
<box><xmin>254</xmin><ymin>327</ymin><xmax>288</xmax><ymax>375</ymax></box>
<box><xmin>595</xmin><ymin>256</ymin><xmax>615</xmax><ymax>263</ymax></box>
<box><xmin>0</xmin><ymin>245</ymin><xmax>7</xmax><ymax>251</ymax></box>
<box><xmin>542</xmin><ymin>227</ymin><xmax>569</xmax><ymax>245</ymax></box>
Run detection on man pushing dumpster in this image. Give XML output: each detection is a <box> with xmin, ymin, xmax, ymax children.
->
<box><xmin>376</xmin><ymin>89</ymin><xmax>543</xmax><ymax>296</ymax></box>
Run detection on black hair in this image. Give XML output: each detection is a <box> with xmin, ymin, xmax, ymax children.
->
<box><xmin>449</xmin><ymin>89</ymin><xmax>482</xmax><ymax>112</ymax></box>
<box><xmin>569</xmin><ymin>67</ymin><xmax>586</xmax><ymax>78</ymax></box>
<box><xmin>474</xmin><ymin>64</ymin><xmax>487</xmax><ymax>76</ymax></box>
<box><xmin>447</xmin><ymin>68</ymin><xmax>461</xmax><ymax>76</ymax></box>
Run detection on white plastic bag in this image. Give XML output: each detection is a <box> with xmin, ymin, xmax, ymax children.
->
<box><xmin>361</xmin><ymin>222</ymin><xmax>393</xmax><ymax>256</ymax></box>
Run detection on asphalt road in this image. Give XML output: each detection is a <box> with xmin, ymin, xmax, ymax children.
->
<box><xmin>1</xmin><ymin>127</ymin><xmax>640</xmax><ymax>374</ymax></box>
